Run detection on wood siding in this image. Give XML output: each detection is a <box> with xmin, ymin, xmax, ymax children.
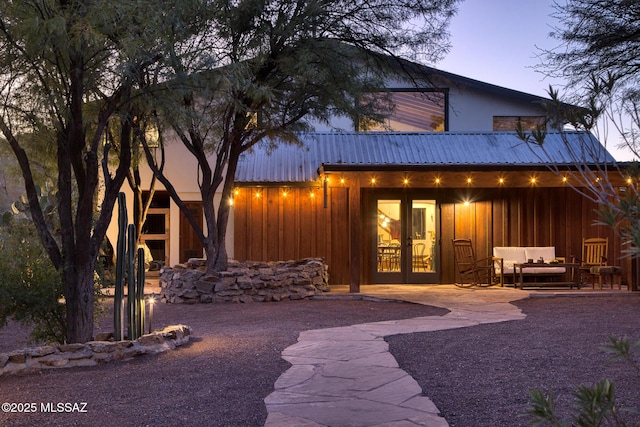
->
<box><xmin>234</xmin><ymin>183</ymin><xmax>630</xmax><ymax>286</ymax></box>
<box><xmin>233</xmin><ymin>187</ymin><xmax>350</xmax><ymax>284</ymax></box>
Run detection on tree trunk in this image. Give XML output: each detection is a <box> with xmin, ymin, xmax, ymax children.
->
<box><xmin>63</xmin><ymin>259</ymin><xmax>96</xmax><ymax>343</ymax></box>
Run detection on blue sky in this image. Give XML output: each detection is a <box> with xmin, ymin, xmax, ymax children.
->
<box><xmin>437</xmin><ymin>0</ymin><xmax>634</xmax><ymax>161</ymax></box>
<box><xmin>439</xmin><ymin>0</ymin><xmax>561</xmax><ymax>97</ymax></box>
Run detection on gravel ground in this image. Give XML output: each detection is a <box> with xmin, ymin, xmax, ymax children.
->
<box><xmin>0</xmin><ymin>297</ymin><xmax>445</xmax><ymax>427</ymax></box>
<box><xmin>387</xmin><ymin>296</ymin><xmax>640</xmax><ymax>427</ymax></box>
<box><xmin>1</xmin><ymin>295</ymin><xmax>639</xmax><ymax>427</ymax></box>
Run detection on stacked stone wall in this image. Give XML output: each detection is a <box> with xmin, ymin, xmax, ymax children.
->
<box><xmin>0</xmin><ymin>325</ymin><xmax>191</xmax><ymax>377</ymax></box>
<box><xmin>160</xmin><ymin>258</ymin><xmax>330</xmax><ymax>304</ymax></box>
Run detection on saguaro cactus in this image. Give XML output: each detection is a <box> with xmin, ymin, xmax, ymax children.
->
<box><xmin>114</xmin><ymin>192</ymin><xmax>146</xmax><ymax>341</ymax></box>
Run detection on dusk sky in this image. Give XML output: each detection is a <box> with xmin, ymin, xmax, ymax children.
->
<box><xmin>438</xmin><ymin>0</ymin><xmax>634</xmax><ymax>161</ymax></box>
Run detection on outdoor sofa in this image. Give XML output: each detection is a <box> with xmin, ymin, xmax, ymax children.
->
<box><xmin>492</xmin><ymin>246</ymin><xmax>566</xmax><ymax>286</ymax></box>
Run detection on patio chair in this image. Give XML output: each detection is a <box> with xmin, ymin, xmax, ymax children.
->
<box><xmin>575</xmin><ymin>238</ymin><xmax>623</xmax><ymax>289</ymax></box>
<box><xmin>451</xmin><ymin>239</ymin><xmax>495</xmax><ymax>287</ymax></box>
<box><xmin>412</xmin><ymin>243</ymin><xmax>428</xmax><ymax>271</ymax></box>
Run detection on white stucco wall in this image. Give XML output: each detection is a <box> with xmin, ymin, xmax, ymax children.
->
<box><xmin>106</xmin><ymin>140</ymin><xmax>234</xmax><ymax>269</ymax></box>
<box><xmin>447</xmin><ymin>84</ymin><xmax>543</xmax><ymax>132</ymax></box>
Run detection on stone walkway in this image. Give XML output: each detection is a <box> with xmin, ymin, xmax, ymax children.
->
<box><xmin>264</xmin><ymin>285</ymin><xmax>531</xmax><ymax>426</ymax></box>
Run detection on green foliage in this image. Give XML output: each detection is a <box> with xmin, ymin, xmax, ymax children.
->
<box><xmin>527</xmin><ymin>336</ymin><xmax>640</xmax><ymax>426</ymax></box>
<box><xmin>0</xmin><ymin>219</ymin><xmax>65</xmax><ymax>344</ymax></box>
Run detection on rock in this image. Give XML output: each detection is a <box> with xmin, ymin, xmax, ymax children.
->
<box><xmin>160</xmin><ymin>258</ymin><xmax>329</xmax><ymax>304</ymax></box>
<box><xmin>27</xmin><ymin>346</ymin><xmax>56</xmax><ymax>357</ymax></box>
<box><xmin>95</xmin><ymin>332</ymin><xmax>113</xmax><ymax>341</ymax></box>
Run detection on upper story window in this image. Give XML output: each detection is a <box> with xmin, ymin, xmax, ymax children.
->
<box><xmin>493</xmin><ymin>116</ymin><xmax>545</xmax><ymax>131</ymax></box>
<box><xmin>359</xmin><ymin>89</ymin><xmax>448</xmax><ymax>132</ymax></box>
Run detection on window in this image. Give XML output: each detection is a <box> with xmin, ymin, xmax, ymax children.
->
<box><xmin>359</xmin><ymin>89</ymin><xmax>447</xmax><ymax>132</ymax></box>
<box><xmin>493</xmin><ymin>116</ymin><xmax>545</xmax><ymax>131</ymax></box>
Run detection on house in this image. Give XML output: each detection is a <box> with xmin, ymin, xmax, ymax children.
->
<box><xmin>110</xmin><ymin>63</ymin><xmax>631</xmax><ymax>290</ymax></box>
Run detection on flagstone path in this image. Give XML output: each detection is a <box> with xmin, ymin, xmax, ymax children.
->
<box><xmin>264</xmin><ymin>285</ymin><xmax>530</xmax><ymax>426</ymax></box>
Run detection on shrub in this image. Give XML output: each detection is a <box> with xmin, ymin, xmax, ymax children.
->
<box><xmin>0</xmin><ymin>219</ymin><xmax>66</xmax><ymax>344</ymax></box>
<box><xmin>526</xmin><ymin>336</ymin><xmax>640</xmax><ymax>426</ymax></box>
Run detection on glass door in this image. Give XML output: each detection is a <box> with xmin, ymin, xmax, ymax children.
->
<box><xmin>407</xmin><ymin>199</ymin><xmax>438</xmax><ymax>283</ymax></box>
<box><xmin>376</xmin><ymin>200</ymin><xmax>403</xmax><ymax>281</ymax></box>
<box><xmin>373</xmin><ymin>196</ymin><xmax>439</xmax><ymax>284</ymax></box>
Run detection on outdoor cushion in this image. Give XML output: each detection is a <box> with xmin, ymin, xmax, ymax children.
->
<box><xmin>524</xmin><ymin>247</ymin><xmax>557</xmax><ymax>263</ymax></box>
<box><xmin>521</xmin><ymin>266</ymin><xmax>566</xmax><ymax>275</ymax></box>
<box><xmin>590</xmin><ymin>266</ymin><xmax>622</xmax><ymax>274</ymax></box>
<box><xmin>493</xmin><ymin>247</ymin><xmax>527</xmax><ymax>275</ymax></box>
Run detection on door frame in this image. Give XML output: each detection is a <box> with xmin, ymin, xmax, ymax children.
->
<box><xmin>179</xmin><ymin>201</ymin><xmax>204</xmax><ymax>263</ymax></box>
<box><xmin>370</xmin><ymin>190</ymin><xmax>441</xmax><ymax>284</ymax></box>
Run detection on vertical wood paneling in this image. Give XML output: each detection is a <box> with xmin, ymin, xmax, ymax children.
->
<box><xmin>234</xmin><ymin>184</ymin><xmax>628</xmax><ymax>286</ymax></box>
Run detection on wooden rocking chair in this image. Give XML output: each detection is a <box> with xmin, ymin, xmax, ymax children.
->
<box><xmin>575</xmin><ymin>238</ymin><xmax>623</xmax><ymax>289</ymax></box>
<box><xmin>451</xmin><ymin>239</ymin><xmax>495</xmax><ymax>287</ymax></box>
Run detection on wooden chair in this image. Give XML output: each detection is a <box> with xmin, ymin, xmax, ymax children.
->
<box><xmin>412</xmin><ymin>243</ymin><xmax>427</xmax><ymax>271</ymax></box>
<box><xmin>451</xmin><ymin>239</ymin><xmax>495</xmax><ymax>287</ymax></box>
<box><xmin>576</xmin><ymin>238</ymin><xmax>623</xmax><ymax>289</ymax></box>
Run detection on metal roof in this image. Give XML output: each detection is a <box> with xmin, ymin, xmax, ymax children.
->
<box><xmin>235</xmin><ymin>131</ymin><xmax>615</xmax><ymax>183</ymax></box>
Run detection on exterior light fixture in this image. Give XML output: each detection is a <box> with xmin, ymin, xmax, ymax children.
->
<box><xmin>234</xmin><ymin>188</ymin><xmax>240</xmax><ymax>196</ymax></box>
<box><xmin>282</xmin><ymin>190</ymin><xmax>288</xmax><ymax>198</ymax></box>
<box><xmin>627</xmin><ymin>177</ymin><xmax>633</xmax><ymax>184</ymax></box>
<box><xmin>464</xmin><ymin>201</ymin><xmax>470</xmax><ymax>206</ymax></box>
<box><xmin>498</xmin><ymin>177</ymin><xmax>505</xmax><ymax>185</ymax></box>
<box><xmin>370</xmin><ymin>177</ymin><xmax>376</xmax><ymax>185</ymax></box>
<box><xmin>530</xmin><ymin>177</ymin><xmax>537</xmax><ymax>185</ymax></box>
<box><xmin>403</xmin><ymin>177</ymin><xmax>409</xmax><ymax>186</ymax></box>
<box><xmin>466</xmin><ymin>177</ymin><xmax>472</xmax><ymax>184</ymax></box>
<box><xmin>255</xmin><ymin>191</ymin><xmax>261</xmax><ymax>198</ymax></box>
<box><xmin>434</xmin><ymin>177</ymin><xmax>441</xmax><ymax>185</ymax></box>
<box><xmin>147</xmin><ymin>293</ymin><xmax>156</xmax><ymax>334</ymax></box>
<box><xmin>340</xmin><ymin>177</ymin><xmax>346</xmax><ymax>185</ymax></box>
<box><xmin>562</xmin><ymin>176</ymin><xmax>568</xmax><ymax>183</ymax></box>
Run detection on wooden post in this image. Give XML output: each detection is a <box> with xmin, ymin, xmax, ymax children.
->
<box><xmin>349</xmin><ymin>177</ymin><xmax>361</xmax><ymax>293</ymax></box>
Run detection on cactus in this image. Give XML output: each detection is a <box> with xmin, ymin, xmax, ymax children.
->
<box><xmin>114</xmin><ymin>193</ymin><xmax>127</xmax><ymax>341</ymax></box>
<box><xmin>136</xmin><ymin>247</ymin><xmax>146</xmax><ymax>338</ymax></box>
<box><xmin>114</xmin><ymin>192</ymin><xmax>146</xmax><ymax>341</ymax></box>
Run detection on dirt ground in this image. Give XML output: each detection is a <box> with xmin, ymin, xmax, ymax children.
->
<box><xmin>1</xmin><ymin>295</ymin><xmax>639</xmax><ymax>427</ymax></box>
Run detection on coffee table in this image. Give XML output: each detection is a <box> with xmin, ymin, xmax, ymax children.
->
<box><xmin>513</xmin><ymin>262</ymin><xmax>581</xmax><ymax>289</ymax></box>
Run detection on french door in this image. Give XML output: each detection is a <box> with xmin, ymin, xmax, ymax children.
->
<box><xmin>373</xmin><ymin>194</ymin><xmax>440</xmax><ymax>284</ymax></box>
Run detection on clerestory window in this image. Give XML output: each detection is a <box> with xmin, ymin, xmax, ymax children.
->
<box><xmin>358</xmin><ymin>89</ymin><xmax>448</xmax><ymax>132</ymax></box>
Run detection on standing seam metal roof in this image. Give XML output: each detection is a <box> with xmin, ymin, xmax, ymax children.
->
<box><xmin>235</xmin><ymin>131</ymin><xmax>614</xmax><ymax>183</ymax></box>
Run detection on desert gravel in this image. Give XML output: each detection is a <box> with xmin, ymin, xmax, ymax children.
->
<box><xmin>0</xmin><ymin>295</ymin><xmax>639</xmax><ymax>427</ymax></box>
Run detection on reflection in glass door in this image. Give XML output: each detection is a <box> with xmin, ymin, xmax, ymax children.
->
<box><xmin>375</xmin><ymin>197</ymin><xmax>439</xmax><ymax>283</ymax></box>
<box><xmin>410</xmin><ymin>200</ymin><xmax>437</xmax><ymax>274</ymax></box>
<box><xmin>377</xmin><ymin>200</ymin><xmax>402</xmax><ymax>273</ymax></box>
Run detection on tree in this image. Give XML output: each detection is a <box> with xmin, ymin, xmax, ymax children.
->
<box><xmin>141</xmin><ymin>0</ymin><xmax>462</xmax><ymax>272</ymax></box>
<box><xmin>523</xmin><ymin>1</ymin><xmax>640</xmax><ymax>261</ymax></box>
<box><xmin>0</xmin><ymin>0</ymin><xmax>184</xmax><ymax>343</ymax></box>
